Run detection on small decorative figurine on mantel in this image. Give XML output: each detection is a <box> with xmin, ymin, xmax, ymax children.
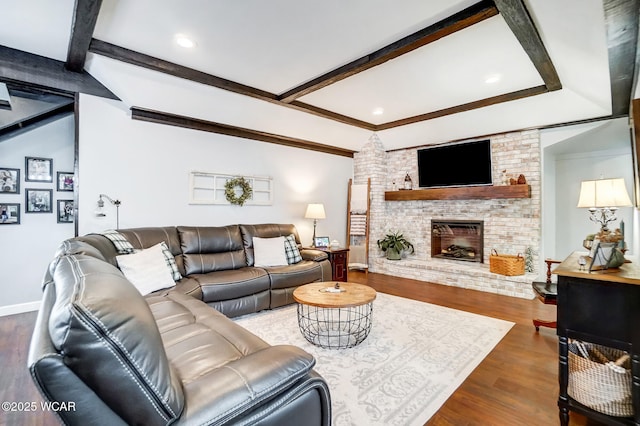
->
<box><xmin>403</xmin><ymin>172</ymin><xmax>413</xmax><ymax>190</ymax></box>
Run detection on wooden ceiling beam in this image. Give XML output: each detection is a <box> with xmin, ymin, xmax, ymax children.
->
<box><xmin>0</xmin><ymin>45</ymin><xmax>117</xmax><ymax>100</ymax></box>
<box><xmin>493</xmin><ymin>0</ymin><xmax>561</xmax><ymax>91</ymax></box>
<box><xmin>603</xmin><ymin>0</ymin><xmax>639</xmax><ymax>116</ymax></box>
<box><xmin>278</xmin><ymin>0</ymin><xmax>499</xmax><ymax>103</ymax></box>
<box><xmin>66</xmin><ymin>0</ymin><xmax>103</xmax><ymax>72</ymax></box>
<box><xmin>377</xmin><ymin>85</ymin><xmax>548</xmax><ymax>130</ymax></box>
<box><xmin>90</xmin><ymin>39</ymin><xmax>376</xmax><ymax>130</ymax></box>
<box><xmin>130</xmin><ymin>107</ymin><xmax>356</xmax><ymax>158</ymax></box>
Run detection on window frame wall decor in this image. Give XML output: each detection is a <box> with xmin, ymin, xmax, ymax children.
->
<box><xmin>188</xmin><ymin>172</ymin><xmax>273</xmax><ymax>205</ymax></box>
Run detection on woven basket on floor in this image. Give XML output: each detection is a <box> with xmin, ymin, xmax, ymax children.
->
<box><xmin>568</xmin><ymin>341</ymin><xmax>633</xmax><ymax>417</ymax></box>
<box><xmin>489</xmin><ymin>249</ymin><xmax>524</xmax><ymax>276</ymax></box>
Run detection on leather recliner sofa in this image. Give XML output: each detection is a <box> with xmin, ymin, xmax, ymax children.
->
<box><xmin>28</xmin><ymin>223</ymin><xmax>332</xmax><ymax>425</ymax></box>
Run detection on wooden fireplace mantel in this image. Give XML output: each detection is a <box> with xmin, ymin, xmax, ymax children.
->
<box><xmin>384</xmin><ymin>185</ymin><xmax>531</xmax><ymax>201</ymax></box>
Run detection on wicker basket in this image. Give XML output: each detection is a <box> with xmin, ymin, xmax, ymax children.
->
<box><xmin>568</xmin><ymin>341</ymin><xmax>633</xmax><ymax>417</ymax></box>
<box><xmin>489</xmin><ymin>249</ymin><xmax>524</xmax><ymax>276</ymax></box>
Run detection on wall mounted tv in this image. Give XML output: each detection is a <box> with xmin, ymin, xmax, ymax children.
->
<box><xmin>417</xmin><ymin>139</ymin><xmax>493</xmax><ymax>188</ymax></box>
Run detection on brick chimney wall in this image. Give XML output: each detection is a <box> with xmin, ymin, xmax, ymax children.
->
<box><xmin>354</xmin><ymin>130</ymin><xmax>541</xmax><ymax>299</ymax></box>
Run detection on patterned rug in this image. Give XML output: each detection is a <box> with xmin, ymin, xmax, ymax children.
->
<box><xmin>234</xmin><ymin>292</ymin><xmax>513</xmax><ymax>426</ymax></box>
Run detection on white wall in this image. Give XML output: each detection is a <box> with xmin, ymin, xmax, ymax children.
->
<box><xmin>78</xmin><ymin>94</ymin><xmax>353</xmax><ymax>247</ymax></box>
<box><xmin>553</xmin><ymin>148</ymin><xmax>634</xmax><ymax>258</ymax></box>
<box><xmin>0</xmin><ymin>114</ymin><xmax>76</xmax><ymax>314</ymax></box>
<box><xmin>541</xmin><ymin>118</ymin><xmax>637</xmax><ymax>262</ymax></box>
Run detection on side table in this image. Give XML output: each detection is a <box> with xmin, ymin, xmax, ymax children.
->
<box><xmin>313</xmin><ymin>247</ymin><xmax>349</xmax><ymax>282</ymax></box>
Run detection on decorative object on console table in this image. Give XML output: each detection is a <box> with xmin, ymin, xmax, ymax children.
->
<box><xmin>377</xmin><ymin>230</ymin><xmax>414</xmax><ymax>260</ymax></box>
<box><xmin>577</xmin><ymin>177</ymin><xmax>632</xmax><ymax>232</ymax></box>
<box><xmin>305</xmin><ymin>203</ymin><xmax>326</xmax><ymax>247</ymax></box>
<box><xmin>314</xmin><ymin>247</ymin><xmax>349</xmax><ymax>281</ymax></box>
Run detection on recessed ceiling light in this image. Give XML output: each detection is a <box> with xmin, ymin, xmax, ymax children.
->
<box><xmin>175</xmin><ymin>34</ymin><xmax>196</xmax><ymax>48</ymax></box>
<box><xmin>372</xmin><ymin>107</ymin><xmax>384</xmax><ymax>116</ymax></box>
<box><xmin>484</xmin><ymin>74</ymin><xmax>502</xmax><ymax>84</ymax></box>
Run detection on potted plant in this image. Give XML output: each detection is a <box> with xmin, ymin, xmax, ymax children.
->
<box><xmin>377</xmin><ymin>230</ymin><xmax>414</xmax><ymax>260</ymax></box>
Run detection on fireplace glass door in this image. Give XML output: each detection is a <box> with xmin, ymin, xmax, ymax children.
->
<box><xmin>431</xmin><ymin>220</ymin><xmax>484</xmax><ymax>263</ymax></box>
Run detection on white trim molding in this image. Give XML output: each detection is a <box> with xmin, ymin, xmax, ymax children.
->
<box><xmin>0</xmin><ymin>301</ymin><xmax>40</xmax><ymax>317</ymax></box>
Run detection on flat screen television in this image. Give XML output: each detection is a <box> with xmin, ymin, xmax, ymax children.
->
<box><xmin>417</xmin><ymin>140</ymin><xmax>492</xmax><ymax>188</ymax></box>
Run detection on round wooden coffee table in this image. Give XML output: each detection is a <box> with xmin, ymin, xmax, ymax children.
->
<box><xmin>293</xmin><ymin>282</ymin><xmax>377</xmax><ymax>349</ymax></box>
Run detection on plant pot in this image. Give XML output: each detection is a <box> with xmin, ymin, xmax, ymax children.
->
<box><xmin>386</xmin><ymin>248</ymin><xmax>402</xmax><ymax>260</ymax></box>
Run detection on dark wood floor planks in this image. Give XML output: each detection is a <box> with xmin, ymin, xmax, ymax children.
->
<box><xmin>0</xmin><ymin>271</ymin><xmax>604</xmax><ymax>425</ymax></box>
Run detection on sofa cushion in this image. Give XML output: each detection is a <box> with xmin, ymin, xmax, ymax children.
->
<box><xmin>48</xmin><ymin>254</ymin><xmax>184</xmax><ymax>425</ymax></box>
<box><xmin>189</xmin><ymin>267</ymin><xmax>271</xmax><ymax>302</ymax></box>
<box><xmin>178</xmin><ymin>225</ymin><xmax>247</xmax><ymax>274</ymax></box>
<box><xmin>144</xmin><ymin>291</ymin><xmax>317</xmax><ymax>425</ymax></box>
<box><xmin>120</xmin><ymin>227</ymin><xmax>186</xmax><ymax>277</ymax></box>
<box><xmin>265</xmin><ymin>260</ymin><xmax>327</xmax><ymax>290</ymax></box>
<box><xmin>253</xmin><ymin>236</ymin><xmax>288</xmax><ymax>267</ymax></box>
<box><xmin>284</xmin><ymin>234</ymin><xmax>303</xmax><ymax>264</ymax></box>
<box><xmin>116</xmin><ymin>242</ymin><xmax>177</xmax><ymax>295</ymax></box>
<box><xmin>240</xmin><ymin>224</ymin><xmax>301</xmax><ymax>266</ymax></box>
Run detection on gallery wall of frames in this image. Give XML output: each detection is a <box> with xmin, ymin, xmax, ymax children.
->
<box><xmin>0</xmin><ymin>156</ymin><xmax>75</xmax><ymax>225</ymax></box>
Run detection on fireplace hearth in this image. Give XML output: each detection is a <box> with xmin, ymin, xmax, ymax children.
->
<box><xmin>431</xmin><ymin>220</ymin><xmax>484</xmax><ymax>263</ymax></box>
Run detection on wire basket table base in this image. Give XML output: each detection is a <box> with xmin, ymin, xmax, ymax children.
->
<box><xmin>296</xmin><ymin>302</ymin><xmax>373</xmax><ymax>349</ymax></box>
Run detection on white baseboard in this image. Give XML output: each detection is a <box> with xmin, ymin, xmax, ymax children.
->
<box><xmin>0</xmin><ymin>301</ymin><xmax>41</xmax><ymax>317</ymax></box>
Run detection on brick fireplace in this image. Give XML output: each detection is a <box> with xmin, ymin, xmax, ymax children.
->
<box><xmin>353</xmin><ymin>131</ymin><xmax>541</xmax><ymax>300</ymax></box>
<box><xmin>431</xmin><ymin>220</ymin><xmax>483</xmax><ymax>263</ymax></box>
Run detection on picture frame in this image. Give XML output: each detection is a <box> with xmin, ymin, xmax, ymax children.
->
<box><xmin>0</xmin><ymin>168</ymin><xmax>20</xmax><ymax>193</ymax></box>
<box><xmin>25</xmin><ymin>188</ymin><xmax>52</xmax><ymax>213</ymax></box>
<box><xmin>314</xmin><ymin>236</ymin><xmax>330</xmax><ymax>248</ymax></box>
<box><xmin>0</xmin><ymin>203</ymin><xmax>20</xmax><ymax>224</ymax></box>
<box><xmin>587</xmin><ymin>241</ymin><xmax>624</xmax><ymax>271</ymax></box>
<box><xmin>25</xmin><ymin>156</ymin><xmax>53</xmax><ymax>182</ymax></box>
<box><xmin>57</xmin><ymin>200</ymin><xmax>74</xmax><ymax>223</ymax></box>
<box><xmin>57</xmin><ymin>172</ymin><xmax>74</xmax><ymax>192</ymax></box>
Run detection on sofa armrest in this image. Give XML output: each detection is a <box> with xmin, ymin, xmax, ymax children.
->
<box><xmin>179</xmin><ymin>345</ymin><xmax>316</xmax><ymax>425</ymax></box>
<box><xmin>300</xmin><ymin>249</ymin><xmax>328</xmax><ymax>262</ymax></box>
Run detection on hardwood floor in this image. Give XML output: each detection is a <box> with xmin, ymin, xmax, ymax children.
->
<box><xmin>0</xmin><ymin>271</ymin><xmax>605</xmax><ymax>425</ymax></box>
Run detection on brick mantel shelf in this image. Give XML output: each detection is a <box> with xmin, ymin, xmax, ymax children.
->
<box><xmin>384</xmin><ymin>185</ymin><xmax>531</xmax><ymax>201</ymax></box>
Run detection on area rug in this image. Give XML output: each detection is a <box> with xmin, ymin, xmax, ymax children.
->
<box><xmin>234</xmin><ymin>292</ymin><xmax>514</xmax><ymax>426</ymax></box>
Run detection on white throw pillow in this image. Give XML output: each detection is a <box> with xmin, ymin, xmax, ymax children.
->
<box><xmin>116</xmin><ymin>243</ymin><xmax>176</xmax><ymax>295</ymax></box>
<box><xmin>253</xmin><ymin>236</ymin><xmax>288</xmax><ymax>267</ymax></box>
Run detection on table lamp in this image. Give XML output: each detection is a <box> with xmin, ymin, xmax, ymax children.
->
<box><xmin>305</xmin><ymin>203</ymin><xmax>326</xmax><ymax>247</ymax></box>
<box><xmin>576</xmin><ymin>178</ymin><xmax>632</xmax><ymax>232</ymax></box>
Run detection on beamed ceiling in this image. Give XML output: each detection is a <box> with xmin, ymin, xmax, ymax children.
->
<box><xmin>0</xmin><ymin>0</ymin><xmax>638</xmax><ymax>154</ymax></box>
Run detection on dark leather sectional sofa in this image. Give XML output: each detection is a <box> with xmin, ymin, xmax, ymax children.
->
<box><xmin>28</xmin><ymin>224</ymin><xmax>332</xmax><ymax>425</ymax></box>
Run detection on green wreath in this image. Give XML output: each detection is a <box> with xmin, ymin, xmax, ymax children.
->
<box><xmin>224</xmin><ymin>177</ymin><xmax>253</xmax><ymax>206</ymax></box>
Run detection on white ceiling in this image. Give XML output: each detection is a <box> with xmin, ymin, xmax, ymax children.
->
<box><xmin>0</xmin><ymin>0</ymin><xmax>625</xmax><ymax>152</ymax></box>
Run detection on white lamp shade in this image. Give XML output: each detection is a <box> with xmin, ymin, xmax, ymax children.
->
<box><xmin>577</xmin><ymin>178</ymin><xmax>633</xmax><ymax>208</ymax></box>
<box><xmin>305</xmin><ymin>203</ymin><xmax>326</xmax><ymax>219</ymax></box>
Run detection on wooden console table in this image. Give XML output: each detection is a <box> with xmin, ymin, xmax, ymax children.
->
<box><xmin>555</xmin><ymin>252</ymin><xmax>640</xmax><ymax>425</ymax></box>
